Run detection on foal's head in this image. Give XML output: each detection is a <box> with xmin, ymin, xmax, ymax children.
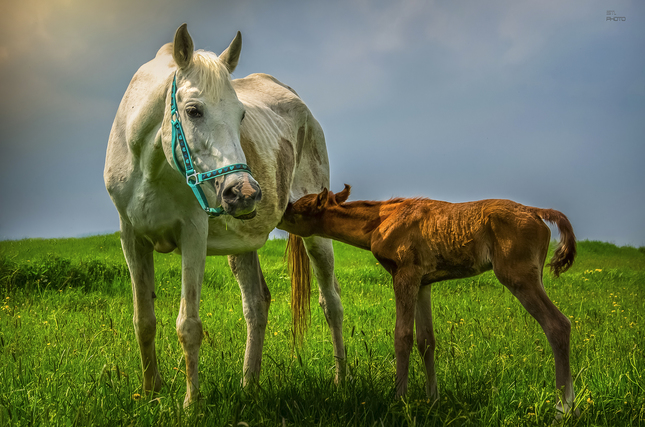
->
<box><xmin>280</xmin><ymin>185</ymin><xmax>351</xmax><ymax>236</ymax></box>
<box><xmin>165</xmin><ymin>24</ymin><xmax>261</xmax><ymax>219</ymax></box>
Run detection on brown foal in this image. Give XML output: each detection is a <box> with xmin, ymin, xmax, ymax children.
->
<box><xmin>279</xmin><ymin>184</ymin><xmax>578</xmax><ymax>416</ymax></box>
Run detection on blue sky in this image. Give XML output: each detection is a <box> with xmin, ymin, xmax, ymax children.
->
<box><xmin>0</xmin><ymin>0</ymin><xmax>643</xmax><ymax>246</ymax></box>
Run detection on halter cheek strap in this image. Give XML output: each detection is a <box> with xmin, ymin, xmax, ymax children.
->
<box><xmin>170</xmin><ymin>73</ymin><xmax>252</xmax><ymax>217</ymax></box>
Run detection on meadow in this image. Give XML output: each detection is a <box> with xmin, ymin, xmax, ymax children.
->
<box><xmin>0</xmin><ymin>234</ymin><xmax>643</xmax><ymax>426</ymax></box>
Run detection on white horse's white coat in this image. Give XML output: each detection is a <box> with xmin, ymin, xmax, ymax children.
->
<box><xmin>104</xmin><ymin>24</ymin><xmax>346</xmax><ymax>406</ymax></box>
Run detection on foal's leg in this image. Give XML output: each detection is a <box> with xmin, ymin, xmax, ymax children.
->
<box><xmin>176</xmin><ymin>221</ymin><xmax>208</xmax><ymax>407</ymax></box>
<box><xmin>415</xmin><ymin>284</ymin><xmax>438</xmax><ymax>401</ymax></box>
<box><xmin>303</xmin><ymin>236</ymin><xmax>346</xmax><ymax>382</ymax></box>
<box><xmin>228</xmin><ymin>251</ymin><xmax>271</xmax><ymax>387</ymax></box>
<box><xmin>393</xmin><ymin>269</ymin><xmax>421</xmax><ymax>398</ymax></box>
<box><xmin>121</xmin><ymin>222</ymin><xmax>163</xmax><ymax>393</ymax></box>
<box><xmin>495</xmin><ymin>263</ymin><xmax>576</xmax><ymax>418</ymax></box>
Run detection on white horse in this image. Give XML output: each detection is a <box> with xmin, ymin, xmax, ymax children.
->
<box><xmin>104</xmin><ymin>24</ymin><xmax>346</xmax><ymax>406</ymax></box>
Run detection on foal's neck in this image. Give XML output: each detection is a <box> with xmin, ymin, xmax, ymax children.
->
<box><xmin>319</xmin><ymin>200</ymin><xmax>399</xmax><ymax>250</ymax></box>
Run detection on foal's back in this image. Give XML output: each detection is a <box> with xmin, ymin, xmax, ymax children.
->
<box><xmin>370</xmin><ymin>198</ymin><xmax>551</xmax><ymax>284</ymax></box>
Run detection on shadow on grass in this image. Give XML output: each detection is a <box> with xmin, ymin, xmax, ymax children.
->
<box><xmin>197</xmin><ymin>373</ymin><xmax>518</xmax><ymax>427</ymax></box>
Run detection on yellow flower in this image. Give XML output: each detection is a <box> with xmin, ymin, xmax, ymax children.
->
<box><xmin>274</xmin><ymin>332</ymin><xmax>278</xmax><ymax>336</ymax></box>
<box><xmin>207</xmin><ymin>313</ymin><xmax>212</xmax><ymax>317</ymax></box>
<box><xmin>132</xmin><ymin>393</ymin><xmax>141</xmax><ymax>400</ymax></box>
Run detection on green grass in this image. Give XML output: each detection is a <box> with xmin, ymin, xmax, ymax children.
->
<box><xmin>1</xmin><ymin>235</ymin><xmax>644</xmax><ymax>426</ymax></box>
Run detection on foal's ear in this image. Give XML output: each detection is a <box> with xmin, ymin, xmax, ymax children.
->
<box><xmin>219</xmin><ymin>31</ymin><xmax>242</xmax><ymax>73</ymax></box>
<box><xmin>334</xmin><ymin>184</ymin><xmax>351</xmax><ymax>204</ymax></box>
<box><xmin>173</xmin><ymin>23</ymin><xmax>194</xmax><ymax>69</ymax></box>
<box><xmin>314</xmin><ymin>188</ymin><xmax>329</xmax><ymax>212</ymax></box>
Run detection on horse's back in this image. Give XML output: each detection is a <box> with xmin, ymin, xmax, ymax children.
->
<box><xmin>233</xmin><ymin>73</ymin><xmax>330</xmax><ymax>203</ymax></box>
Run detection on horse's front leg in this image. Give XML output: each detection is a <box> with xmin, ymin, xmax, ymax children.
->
<box><xmin>392</xmin><ymin>268</ymin><xmax>420</xmax><ymax>398</ymax></box>
<box><xmin>228</xmin><ymin>251</ymin><xmax>271</xmax><ymax>386</ymax></box>
<box><xmin>120</xmin><ymin>221</ymin><xmax>163</xmax><ymax>394</ymax></box>
<box><xmin>176</xmin><ymin>221</ymin><xmax>208</xmax><ymax>407</ymax></box>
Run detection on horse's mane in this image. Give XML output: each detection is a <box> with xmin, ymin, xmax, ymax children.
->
<box><xmin>181</xmin><ymin>50</ymin><xmax>231</xmax><ymax>99</ymax></box>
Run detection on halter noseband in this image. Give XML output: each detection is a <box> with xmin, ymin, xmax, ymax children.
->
<box><xmin>171</xmin><ymin>73</ymin><xmax>252</xmax><ymax>217</ymax></box>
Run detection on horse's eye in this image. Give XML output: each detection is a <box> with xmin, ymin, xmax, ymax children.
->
<box><xmin>241</xmin><ymin>111</ymin><xmax>246</xmax><ymax>122</ymax></box>
<box><xmin>186</xmin><ymin>105</ymin><xmax>202</xmax><ymax>118</ymax></box>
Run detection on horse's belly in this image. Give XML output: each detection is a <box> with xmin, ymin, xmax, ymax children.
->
<box><xmin>117</xmin><ymin>173</ymin><xmax>282</xmax><ymax>255</ymax></box>
<box><xmin>205</xmin><ymin>236</ymin><xmax>267</xmax><ymax>256</ymax></box>
<box><xmin>205</xmin><ymin>220</ymin><xmax>273</xmax><ymax>255</ymax></box>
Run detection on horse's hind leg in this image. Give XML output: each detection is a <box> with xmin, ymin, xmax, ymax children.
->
<box><xmin>228</xmin><ymin>251</ymin><xmax>271</xmax><ymax>387</ymax></box>
<box><xmin>494</xmin><ymin>260</ymin><xmax>576</xmax><ymax>418</ymax></box>
<box><xmin>120</xmin><ymin>222</ymin><xmax>163</xmax><ymax>394</ymax></box>
<box><xmin>416</xmin><ymin>284</ymin><xmax>438</xmax><ymax>401</ymax></box>
<box><xmin>303</xmin><ymin>236</ymin><xmax>346</xmax><ymax>382</ymax></box>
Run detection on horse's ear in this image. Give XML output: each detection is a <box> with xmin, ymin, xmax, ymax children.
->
<box><xmin>219</xmin><ymin>31</ymin><xmax>242</xmax><ymax>73</ymax></box>
<box><xmin>173</xmin><ymin>23</ymin><xmax>194</xmax><ymax>69</ymax></box>
<box><xmin>335</xmin><ymin>184</ymin><xmax>351</xmax><ymax>204</ymax></box>
<box><xmin>314</xmin><ymin>188</ymin><xmax>329</xmax><ymax>212</ymax></box>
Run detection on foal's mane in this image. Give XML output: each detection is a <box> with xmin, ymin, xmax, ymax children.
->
<box><xmin>179</xmin><ymin>50</ymin><xmax>232</xmax><ymax>98</ymax></box>
<box><xmin>338</xmin><ymin>198</ymin><xmax>407</xmax><ymax>209</ymax></box>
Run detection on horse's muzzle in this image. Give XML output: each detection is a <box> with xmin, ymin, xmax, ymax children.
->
<box><xmin>219</xmin><ymin>173</ymin><xmax>262</xmax><ymax>219</ymax></box>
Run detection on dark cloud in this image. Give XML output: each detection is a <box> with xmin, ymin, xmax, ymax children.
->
<box><xmin>0</xmin><ymin>0</ymin><xmax>644</xmax><ymax>246</ymax></box>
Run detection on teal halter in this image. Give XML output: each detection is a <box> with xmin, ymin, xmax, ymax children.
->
<box><xmin>171</xmin><ymin>73</ymin><xmax>252</xmax><ymax>217</ymax></box>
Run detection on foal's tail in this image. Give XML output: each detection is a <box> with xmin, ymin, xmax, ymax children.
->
<box><xmin>285</xmin><ymin>233</ymin><xmax>311</xmax><ymax>345</ymax></box>
<box><xmin>533</xmin><ymin>208</ymin><xmax>577</xmax><ymax>277</ymax></box>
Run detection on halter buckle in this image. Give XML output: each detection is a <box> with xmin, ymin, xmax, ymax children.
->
<box><xmin>186</xmin><ymin>172</ymin><xmax>200</xmax><ymax>187</ymax></box>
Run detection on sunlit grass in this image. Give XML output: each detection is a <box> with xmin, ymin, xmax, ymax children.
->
<box><xmin>0</xmin><ymin>236</ymin><xmax>644</xmax><ymax>425</ymax></box>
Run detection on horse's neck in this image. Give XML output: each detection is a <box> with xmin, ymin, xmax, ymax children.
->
<box><xmin>124</xmin><ymin>65</ymin><xmax>174</xmax><ymax>180</ymax></box>
<box><xmin>319</xmin><ymin>201</ymin><xmax>391</xmax><ymax>250</ymax></box>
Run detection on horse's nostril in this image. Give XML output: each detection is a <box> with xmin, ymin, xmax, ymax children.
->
<box><xmin>222</xmin><ymin>184</ymin><xmax>238</xmax><ymax>201</ymax></box>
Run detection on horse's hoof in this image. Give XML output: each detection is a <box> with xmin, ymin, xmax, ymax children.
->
<box><xmin>183</xmin><ymin>393</ymin><xmax>202</xmax><ymax>410</ymax></box>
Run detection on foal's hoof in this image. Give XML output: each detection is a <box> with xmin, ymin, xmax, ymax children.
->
<box><xmin>143</xmin><ymin>375</ymin><xmax>164</xmax><ymax>394</ymax></box>
<box><xmin>553</xmin><ymin>403</ymin><xmax>580</xmax><ymax>423</ymax></box>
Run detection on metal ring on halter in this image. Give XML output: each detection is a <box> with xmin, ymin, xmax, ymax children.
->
<box><xmin>186</xmin><ymin>172</ymin><xmax>200</xmax><ymax>187</ymax></box>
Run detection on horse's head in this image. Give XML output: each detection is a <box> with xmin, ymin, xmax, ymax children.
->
<box><xmin>164</xmin><ymin>24</ymin><xmax>261</xmax><ymax>219</ymax></box>
<box><xmin>280</xmin><ymin>185</ymin><xmax>351</xmax><ymax>236</ymax></box>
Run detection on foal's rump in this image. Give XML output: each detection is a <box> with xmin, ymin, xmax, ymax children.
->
<box><xmin>527</xmin><ymin>207</ymin><xmax>576</xmax><ymax>277</ymax></box>
<box><xmin>485</xmin><ymin>200</ymin><xmax>576</xmax><ymax>277</ymax></box>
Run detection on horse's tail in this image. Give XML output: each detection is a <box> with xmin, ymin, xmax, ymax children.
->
<box><xmin>533</xmin><ymin>208</ymin><xmax>577</xmax><ymax>277</ymax></box>
<box><xmin>285</xmin><ymin>233</ymin><xmax>311</xmax><ymax>345</ymax></box>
